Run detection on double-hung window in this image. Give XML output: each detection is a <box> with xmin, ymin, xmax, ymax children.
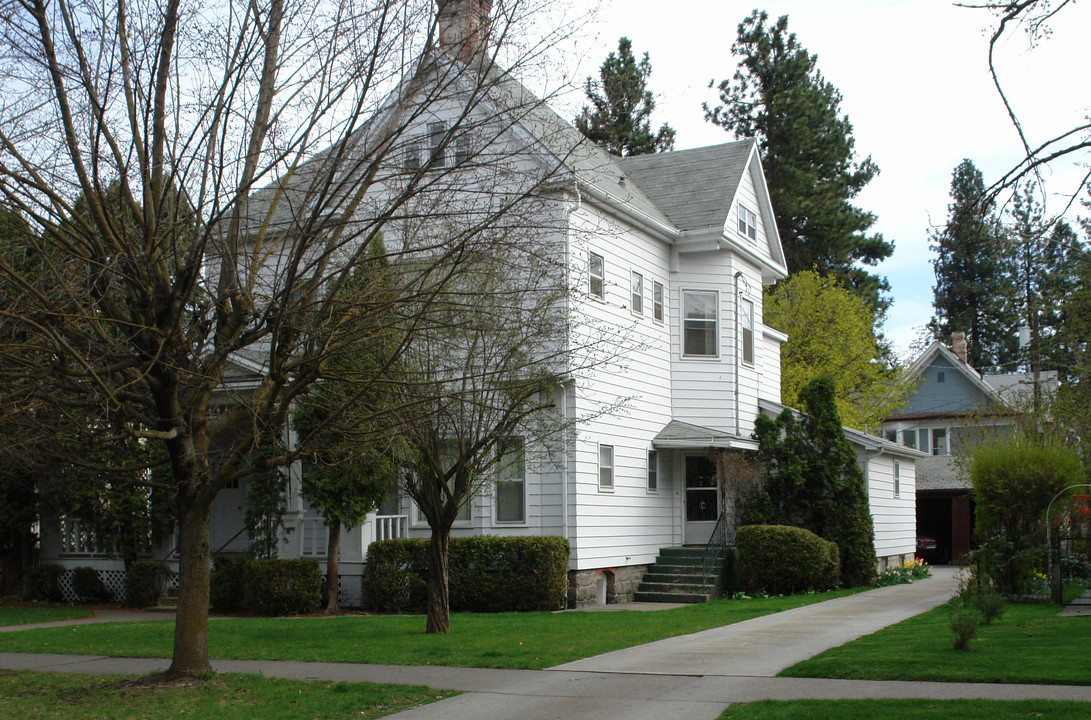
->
<box><xmin>931</xmin><ymin>428</ymin><xmax>948</xmax><ymax>456</ymax></box>
<box><xmin>599</xmin><ymin>444</ymin><xmax>614</xmax><ymax>491</ymax></box>
<box><xmin>893</xmin><ymin>461</ymin><xmax>901</xmax><ymax>498</ymax></box>
<box><xmin>589</xmin><ymin>252</ymin><xmax>605</xmax><ymax>299</ymax></box>
<box><xmin>653</xmin><ymin>281</ymin><xmax>664</xmax><ymax>322</ymax></box>
<box><xmin>429</xmin><ymin>122</ymin><xmax>447</xmax><ymax>167</ymax></box>
<box><xmin>495</xmin><ymin>438</ymin><xmax>525</xmax><ymax>523</ymax></box>
<box><xmin>631</xmin><ymin>271</ymin><xmax>644</xmax><ymax>315</ymax></box>
<box><xmin>647</xmin><ymin>450</ymin><xmax>658</xmax><ymax>492</ymax></box>
<box><xmin>740</xmin><ymin>297</ymin><xmax>754</xmax><ymax>365</ymax></box>
<box><xmin>683</xmin><ymin>290</ymin><xmax>718</xmax><ymax>357</ymax></box>
<box><xmin>738</xmin><ymin>205</ymin><xmax>757</xmax><ymax>241</ymax></box>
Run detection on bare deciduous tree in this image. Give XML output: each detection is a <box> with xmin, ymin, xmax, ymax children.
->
<box><xmin>0</xmin><ymin>0</ymin><xmax>588</xmax><ymax>676</ymax></box>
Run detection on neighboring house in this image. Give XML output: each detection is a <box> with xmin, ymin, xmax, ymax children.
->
<box><xmin>881</xmin><ymin>334</ymin><xmax>1057</xmax><ymax>564</ymax></box>
<box><xmin>38</xmin><ymin>0</ymin><xmax>918</xmax><ymax>605</ymax></box>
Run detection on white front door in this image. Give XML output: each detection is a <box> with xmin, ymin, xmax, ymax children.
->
<box><xmin>683</xmin><ymin>455</ymin><xmax>718</xmax><ymax>545</ymax></box>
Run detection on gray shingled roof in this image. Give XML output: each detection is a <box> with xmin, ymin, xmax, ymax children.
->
<box><xmin>243</xmin><ymin>56</ymin><xmax>677</xmax><ymax>236</ymax></box>
<box><xmin>483</xmin><ymin>68</ymin><xmax>674</xmax><ymax>231</ymax></box>
<box><xmin>617</xmin><ymin>142</ymin><xmax>755</xmax><ymax>232</ymax></box>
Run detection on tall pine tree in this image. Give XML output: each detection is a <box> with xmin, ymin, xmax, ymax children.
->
<box><xmin>705</xmin><ymin>11</ymin><xmax>892</xmax><ymax>312</ymax></box>
<box><xmin>929</xmin><ymin>159</ymin><xmax>1019</xmax><ymax>372</ymax></box>
<box><xmin>575</xmin><ymin>37</ymin><xmax>675</xmax><ymax>157</ymax></box>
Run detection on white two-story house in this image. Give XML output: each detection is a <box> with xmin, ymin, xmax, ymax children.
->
<box><xmin>38</xmin><ymin>0</ymin><xmax>917</xmax><ymax>606</ymax></box>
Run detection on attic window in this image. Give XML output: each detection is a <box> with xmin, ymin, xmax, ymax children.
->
<box><xmin>429</xmin><ymin>122</ymin><xmax>447</xmax><ymax>168</ymax></box>
<box><xmin>937</xmin><ymin>371</ymin><xmax>946</xmax><ymax>383</ymax></box>
<box><xmin>738</xmin><ymin>205</ymin><xmax>757</xmax><ymax>241</ymax></box>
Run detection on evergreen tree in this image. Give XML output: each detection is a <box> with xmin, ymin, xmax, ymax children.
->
<box><xmin>929</xmin><ymin>159</ymin><xmax>1019</xmax><ymax>372</ymax></box>
<box><xmin>295</xmin><ymin>235</ymin><xmax>402</xmax><ymax>612</ymax></box>
<box><xmin>705</xmin><ymin>11</ymin><xmax>892</xmax><ymax>312</ymax></box>
<box><xmin>750</xmin><ymin>376</ymin><xmax>877</xmax><ymax>586</ymax></box>
<box><xmin>575</xmin><ymin>37</ymin><xmax>675</xmax><ymax>156</ymax></box>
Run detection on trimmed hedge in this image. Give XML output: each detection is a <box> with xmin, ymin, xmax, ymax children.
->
<box><xmin>210</xmin><ymin>556</ymin><xmax>251</xmax><ymax>612</ymax></box>
<box><xmin>210</xmin><ymin>556</ymin><xmax>322</xmax><ymax>615</ymax></box>
<box><xmin>247</xmin><ymin>558</ymin><xmax>322</xmax><ymax>616</ymax></box>
<box><xmin>124</xmin><ymin>560</ymin><xmax>162</xmax><ymax>608</ymax></box>
<box><xmin>71</xmin><ymin>566</ymin><xmax>111</xmax><ymax>603</ymax></box>
<box><xmin>28</xmin><ymin>564</ymin><xmax>65</xmax><ymax>603</ymax></box>
<box><xmin>363</xmin><ymin>535</ymin><xmax>569</xmax><ymax>613</ymax></box>
<box><xmin>737</xmin><ymin>524</ymin><xmax>840</xmax><ymax>595</ymax></box>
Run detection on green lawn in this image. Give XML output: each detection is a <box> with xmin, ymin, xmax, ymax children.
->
<box><xmin>0</xmin><ymin>670</ymin><xmax>452</xmax><ymax>720</ymax></box>
<box><xmin>783</xmin><ymin>597</ymin><xmax>1091</xmax><ymax>685</ymax></box>
<box><xmin>0</xmin><ymin>599</ymin><xmax>94</xmax><ymax>627</ymax></box>
<box><xmin>719</xmin><ymin>699</ymin><xmax>1091</xmax><ymax>720</ymax></box>
<box><xmin>0</xmin><ymin>588</ymin><xmax>862</xmax><ymax>670</ymax></box>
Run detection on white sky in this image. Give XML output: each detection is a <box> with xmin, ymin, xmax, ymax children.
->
<box><xmin>549</xmin><ymin>0</ymin><xmax>1090</xmax><ymax>358</ymax></box>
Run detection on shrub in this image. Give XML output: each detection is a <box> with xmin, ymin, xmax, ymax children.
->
<box><xmin>736</xmin><ymin>525</ymin><xmax>840</xmax><ymax>595</ymax></box>
<box><xmin>210</xmin><ymin>555</ymin><xmax>253</xmax><ymax>612</ymax></box>
<box><xmin>246</xmin><ymin>558</ymin><xmax>322</xmax><ymax>616</ymax></box>
<box><xmin>361</xmin><ymin>538</ymin><xmax>428</xmax><ymax>613</ymax></box>
<box><xmin>28</xmin><ymin>564</ymin><xmax>65</xmax><ymax>603</ymax></box>
<box><xmin>363</xmin><ymin>536</ymin><xmax>570</xmax><ymax>614</ymax></box>
<box><xmin>124</xmin><ymin>560</ymin><xmax>162</xmax><ymax>608</ymax></box>
<box><xmin>71</xmin><ymin>566</ymin><xmax>111</xmax><ymax>603</ymax></box>
<box><xmin>949</xmin><ymin>600</ymin><xmax>982</xmax><ymax>651</ymax></box>
<box><xmin>972</xmin><ymin>587</ymin><xmax>1007</xmax><ymax>624</ymax></box>
<box><xmin>971</xmin><ymin>436</ymin><xmax>1083</xmax><ymax>595</ymax></box>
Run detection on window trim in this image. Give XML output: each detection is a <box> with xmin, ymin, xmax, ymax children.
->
<box><xmin>494</xmin><ymin>438</ymin><xmax>527</xmax><ymax>525</ymax></box>
<box><xmin>738</xmin><ymin>204</ymin><xmax>757</xmax><ymax>241</ymax></box>
<box><xmin>652</xmin><ymin>281</ymin><xmax>664</xmax><ymax>323</ymax></box>
<box><xmin>682</xmin><ymin>289</ymin><xmax>720</xmax><ymax>359</ymax></box>
<box><xmin>646</xmin><ymin>449</ymin><xmax>659</xmax><ymax>493</ymax></box>
<box><xmin>598</xmin><ymin>443</ymin><xmax>614</xmax><ymax>492</ymax></box>
<box><xmin>589</xmin><ymin>251</ymin><xmax>605</xmax><ymax>300</ymax></box>
<box><xmin>631</xmin><ymin>271</ymin><xmax>644</xmax><ymax>316</ymax></box>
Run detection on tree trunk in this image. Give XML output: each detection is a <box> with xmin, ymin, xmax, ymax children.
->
<box><xmin>168</xmin><ymin>498</ymin><xmax>213</xmax><ymax>677</ymax></box>
<box><xmin>323</xmin><ymin>517</ymin><xmax>341</xmax><ymax>612</ymax></box>
<box><xmin>425</xmin><ymin>526</ymin><xmax>451</xmax><ymax>634</ymax></box>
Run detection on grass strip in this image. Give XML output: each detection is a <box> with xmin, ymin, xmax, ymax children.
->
<box><xmin>0</xmin><ymin>600</ymin><xmax>94</xmax><ymax>627</ymax></box>
<box><xmin>0</xmin><ymin>588</ymin><xmax>862</xmax><ymax>670</ymax></box>
<box><xmin>782</xmin><ymin>598</ymin><xmax>1091</xmax><ymax>685</ymax></box>
<box><xmin>719</xmin><ymin>699</ymin><xmax>1091</xmax><ymax>720</ymax></box>
<box><xmin>0</xmin><ymin>669</ymin><xmax>453</xmax><ymax>720</ymax></box>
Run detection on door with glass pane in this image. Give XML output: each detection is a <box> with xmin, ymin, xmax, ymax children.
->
<box><xmin>684</xmin><ymin>455</ymin><xmax>718</xmax><ymax>545</ymax></box>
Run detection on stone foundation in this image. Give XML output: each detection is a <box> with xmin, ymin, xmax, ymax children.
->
<box><xmin>567</xmin><ymin>565</ymin><xmax>648</xmax><ymax>608</ymax></box>
<box><xmin>876</xmin><ymin>553</ymin><xmax>912</xmax><ymax>574</ymax></box>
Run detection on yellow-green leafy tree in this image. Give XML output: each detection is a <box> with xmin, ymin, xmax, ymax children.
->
<box><xmin>764</xmin><ymin>270</ymin><xmax>911</xmax><ymax>432</ymax></box>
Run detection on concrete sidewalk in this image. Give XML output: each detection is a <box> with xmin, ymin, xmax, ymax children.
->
<box><xmin>3</xmin><ymin>568</ymin><xmax>1090</xmax><ymax>720</ymax></box>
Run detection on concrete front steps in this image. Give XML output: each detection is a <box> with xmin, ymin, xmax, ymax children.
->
<box><xmin>148</xmin><ymin>586</ymin><xmax>179</xmax><ymax>613</ymax></box>
<box><xmin>633</xmin><ymin>546</ymin><xmax>727</xmax><ymax>604</ymax></box>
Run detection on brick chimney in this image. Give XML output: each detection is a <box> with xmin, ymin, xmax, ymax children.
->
<box><xmin>951</xmin><ymin>331</ymin><xmax>968</xmax><ymax>364</ymax></box>
<box><xmin>436</xmin><ymin>0</ymin><xmax>493</xmax><ymax>62</ymax></box>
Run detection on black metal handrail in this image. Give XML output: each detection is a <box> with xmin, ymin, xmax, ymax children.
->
<box><xmin>701</xmin><ymin>511</ymin><xmax>731</xmax><ymax>585</ymax></box>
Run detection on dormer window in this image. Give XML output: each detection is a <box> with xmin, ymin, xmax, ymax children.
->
<box><xmin>738</xmin><ymin>205</ymin><xmax>757</xmax><ymax>241</ymax></box>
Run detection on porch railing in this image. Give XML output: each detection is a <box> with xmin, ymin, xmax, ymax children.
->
<box><xmin>59</xmin><ymin>517</ymin><xmax>111</xmax><ymax>557</ymax></box>
<box><xmin>701</xmin><ymin>511</ymin><xmax>733</xmax><ymax>585</ymax></box>
<box><xmin>374</xmin><ymin>514</ymin><xmax>409</xmax><ymax>542</ymax></box>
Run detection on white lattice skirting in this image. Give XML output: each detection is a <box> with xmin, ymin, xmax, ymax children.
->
<box><xmin>56</xmin><ymin>567</ymin><xmax>361</xmax><ymax>608</ymax></box>
<box><xmin>57</xmin><ymin>568</ymin><xmax>180</xmax><ymax>604</ymax></box>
